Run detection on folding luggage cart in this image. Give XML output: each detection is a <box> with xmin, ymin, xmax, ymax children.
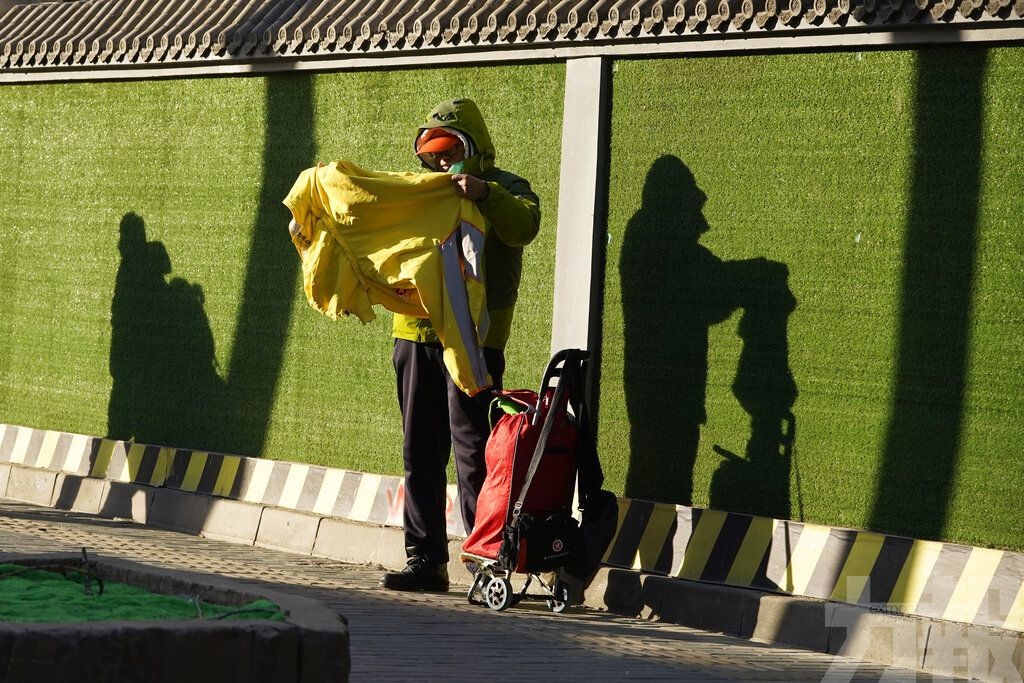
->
<box><xmin>461</xmin><ymin>348</ymin><xmax>591</xmax><ymax>613</ymax></box>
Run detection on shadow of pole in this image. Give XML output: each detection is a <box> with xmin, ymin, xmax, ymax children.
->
<box><xmin>224</xmin><ymin>74</ymin><xmax>315</xmax><ymax>456</ymax></box>
<box><xmin>0</xmin><ymin>232</ymin><xmax>21</xmax><ymax>411</ymax></box>
<box><xmin>868</xmin><ymin>48</ymin><xmax>987</xmax><ymax>539</ymax></box>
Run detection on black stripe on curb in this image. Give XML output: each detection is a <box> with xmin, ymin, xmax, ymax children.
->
<box><xmin>700</xmin><ymin>512</ymin><xmax>753</xmax><ymax>583</ymax></box>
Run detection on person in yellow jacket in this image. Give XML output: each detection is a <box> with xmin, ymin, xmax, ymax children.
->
<box><xmin>380</xmin><ymin>98</ymin><xmax>541</xmax><ymax>592</ymax></box>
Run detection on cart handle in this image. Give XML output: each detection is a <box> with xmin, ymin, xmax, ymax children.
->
<box><xmin>531</xmin><ymin>348</ymin><xmax>590</xmax><ymax>427</ymax></box>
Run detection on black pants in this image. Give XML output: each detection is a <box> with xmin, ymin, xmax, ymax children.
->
<box><xmin>393</xmin><ymin>339</ymin><xmax>505</xmax><ymax>564</ymax></box>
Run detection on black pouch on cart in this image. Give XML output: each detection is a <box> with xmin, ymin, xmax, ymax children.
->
<box><xmin>561</xmin><ymin>489</ymin><xmax>619</xmax><ymax>585</ymax></box>
<box><xmin>501</xmin><ymin>510</ymin><xmax>582</xmax><ymax>574</ymax></box>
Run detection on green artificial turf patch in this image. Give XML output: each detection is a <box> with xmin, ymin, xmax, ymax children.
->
<box><xmin>0</xmin><ymin>564</ymin><xmax>285</xmax><ymax>622</ymax></box>
<box><xmin>598</xmin><ymin>47</ymin><xmax>1024</xmax><ymax>549</ymax></box>
<box><xmin>0</xmin><ymin>64</ymin><xmax>563</xmax><ymax>478</ymax></box>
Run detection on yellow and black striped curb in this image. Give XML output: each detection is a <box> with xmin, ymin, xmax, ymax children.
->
<box><xmin>0</xmin><ymin>422</ymin><xmax>466</xmax><ymax>537</ymax></box>
<box><xmin>602</xmin><ymin>498</ymin><xmax>1024</xmax><ymax>634</ymax></box>
<box><xmin>3</xmin><ymin>421</ymin><xmax>1023</xmax><ymax>635</ymax></box>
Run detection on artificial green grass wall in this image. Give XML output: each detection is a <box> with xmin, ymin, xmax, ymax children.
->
<box><xmin>0</xmin><ymin>64</ymin><xmax>564</xmax><ymax>475</ymax></box>
<box><xmin>598</xmin><ymin>47</ymin><xmax>1024</xmax><ymax>549</ymax></box>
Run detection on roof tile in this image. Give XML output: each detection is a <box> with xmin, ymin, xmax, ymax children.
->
<box><xmin>0</xmin><ymin>0</ymin><xmax>1018</xmax><ymax>72</ymax></box>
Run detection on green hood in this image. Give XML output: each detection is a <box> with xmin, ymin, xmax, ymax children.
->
<box><xmin>415</xmin><ymin>98</ymin><xmax>495</xmax><ymax>176</ymax></box>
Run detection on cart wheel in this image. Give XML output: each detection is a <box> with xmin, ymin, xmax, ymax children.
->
<box><xmin>546</xmin><ymin>582</ymin><xmax>570</xmax><ymax>614</ymax></box>
<box><xmin>484</xmin><ymin>577</ymin><xmax>514</xmax><ymax>612</ymax></box>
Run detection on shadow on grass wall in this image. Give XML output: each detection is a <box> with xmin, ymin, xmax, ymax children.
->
<box><xmin>223</xmin><ymin>74</ymin><xmax>314</xmax><ymax>457</ymax></box>
<box><xmin>869</xmin><ymin>49</ymin><xmax>987</xmax><ymax>541</ymax></box>
<box><xmin>620</xmin><ymin>156</ymin><xmax>727</xmax><ymax>506</ymax></box>
<box><xmin>709</xmin><ymin>257</ymin><xmax>798</xmax><ymax>521</ymax></box>
<box><xmin>621</xmin><ymin>156</ymin><xmax>798</xmax><ymax>519</ymax></box>
<box><xmin>105</xmin><ymin>75</ymin><xmax>314</xmax><ymax>457</ymax></box>
<box><xmin>107</xmin><ymin>212</ymin><xmax>227</xmax><ymax>450</ymax></box>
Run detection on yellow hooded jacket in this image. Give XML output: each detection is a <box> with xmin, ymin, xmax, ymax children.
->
<box><xmin>396</xmin><ymin>98</ymin><xmax>541</xmax><ymax>350</ymax></box>
<box><xmin>283</xmin><ymin>160</ymin><xmax>492</xmax><ymax>395</ymax></box>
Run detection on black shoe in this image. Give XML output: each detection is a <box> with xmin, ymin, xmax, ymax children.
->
<box><xmin>379</xmin><ymin>557</ymin><xmax>450</xmax><ymax>592</ymax></box>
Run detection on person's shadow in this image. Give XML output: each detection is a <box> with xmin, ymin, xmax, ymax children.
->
<box><xmin>106</xmin><ymin>212</ymin><xmax>228</xmax><ymax>452</ymax></box>
<box><xmin>621</xmin><ymin>156</ymin><xmax>798</xmax><ymax>518</ymax></box>
<box><xmin>621</xmin><ymin>156</ymin><xmax>733</xmax><ymax>505</ymax></box>
<box><xmin>709</xmin><ymin>258</ymin><xmax>798</xmax><ymax>520</ymax></box>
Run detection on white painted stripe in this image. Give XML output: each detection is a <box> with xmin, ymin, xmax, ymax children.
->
<box><xmin>889</xmin><ymin>539</ymin><xmax>946</xmax><ymax>613</ymax></box>
<box><xmin>313</xmin><ymin>469</ymin><xmax>346</xmax><ymax>515</ymax></box>
<box><xmin>113</xmin><ymin>444</ymin><xmax>128</xmax><ymax>482</ymax></box>
<box><xmin>278</xmin><ymin>463</ymin><xmax>310</xmax><ymax>510</ymax></box>
<box><xmin>784</xmin><ymin>523</ymin><xmax>834</xmax><ymax>595</ymax></box>
<box><xmin>444</xmin><ymin>483</ymin><xmax>465</xmax><ymax>536</ymax></box>
<box><xmin>117</xmin><ymin>442</ymin><xmax>147</xmax><ymax>483</ymax></box>
<box><xmin>116</xmin><ymin>445</ymin><xmax>133</xmax><ymax>482</ymax></box>
<box><xmin>108</xmin><ymin>442</ymin><xmax>126</xmax><ymax>482</ymax></box>
<box><xmin>9</xmin><ymin>426</ymin><xmax>33</xmax><ymax>464</ymax></box>
<box><xmin>63</xmin><ymin>434</ymin><xmax>90</xmax><ymax>474</ymax></box>
<box><xmin>1004</xmin><ymin>581</ymin><xmax>1024</xmax><ymax>631</ymax></box>
<box><xmin>36</xmin><ymin>430</ymin><xmax>61</xmax><ymax>469</ymax></box>
<box><xmin>350</xmin><ymin>473</ymin><xmax>382</xmax><ymax>522</ymax></box>
<box><xmin>242</xmin><ymin>458</ymin><xmax>275</xmax><ymax>503</ymax></box>
<box><xmin>943</xmin><ymin>547</ymin><xmax>1005</xmax><ymax>624</ymax></box>
<box><xmin>446</xmin><ymin>483</ymin><xmax>460</xmax><ymax>512</ymax></box>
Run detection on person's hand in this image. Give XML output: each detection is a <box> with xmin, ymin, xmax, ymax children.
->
<box><xmin>451</xmin><ymin>174</ymin><xmax>490</xmax><ymax>202</ymax></box>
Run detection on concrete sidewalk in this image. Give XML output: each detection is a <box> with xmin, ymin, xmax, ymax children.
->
<box><xmin>0</xmin><ymin>500</ymin><xmax>952</xmax><ymax>682</ymax></box>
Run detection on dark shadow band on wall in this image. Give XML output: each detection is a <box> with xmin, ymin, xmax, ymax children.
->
<box><xmin>224</xmin><ymin>74</ymin><xmax>314</xmax><ymax>458</ymax></box>
<box><xmin>869</xmin><ymin>48</ymin><xmax>987</xmax><ymax>540</ymax></box>
<box><xmin>583</xmin><ymin>58</ymin><xmax>614</xmax><ymax>462</ymax></box>
<box><xmin>0</xmin><ymin>232</ymin><xmax>20</xmax><ymax>412</ymax></box>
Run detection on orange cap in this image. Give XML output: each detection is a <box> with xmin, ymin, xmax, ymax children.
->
<box><xmin>417</xmin><ymin>129</ymin><xmax>460</xmax><ymax>154</ymax></box>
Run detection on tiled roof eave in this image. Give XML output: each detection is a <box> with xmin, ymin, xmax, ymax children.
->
<box><xmin>0</xmin><ymin>0</ymin><xmax>1022</xmax><ymax>75</ymax></box>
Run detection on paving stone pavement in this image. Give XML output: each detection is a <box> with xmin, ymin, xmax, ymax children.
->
<box><xmin>0</xmin><ymin>500</ymin><xmax>957</xmax><ymax>682</ymax></box>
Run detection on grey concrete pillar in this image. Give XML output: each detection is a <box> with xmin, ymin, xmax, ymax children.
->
<box><xmin>551</xmin><ymin>56</ymin><xmax>611</xmax><ymax>357</ymax></box>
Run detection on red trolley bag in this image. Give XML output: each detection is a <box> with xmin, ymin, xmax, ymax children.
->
<box><xmin>462</xmin><ymin>349</ymin><xmax>589</xmax><ymax>612</ymax></box>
